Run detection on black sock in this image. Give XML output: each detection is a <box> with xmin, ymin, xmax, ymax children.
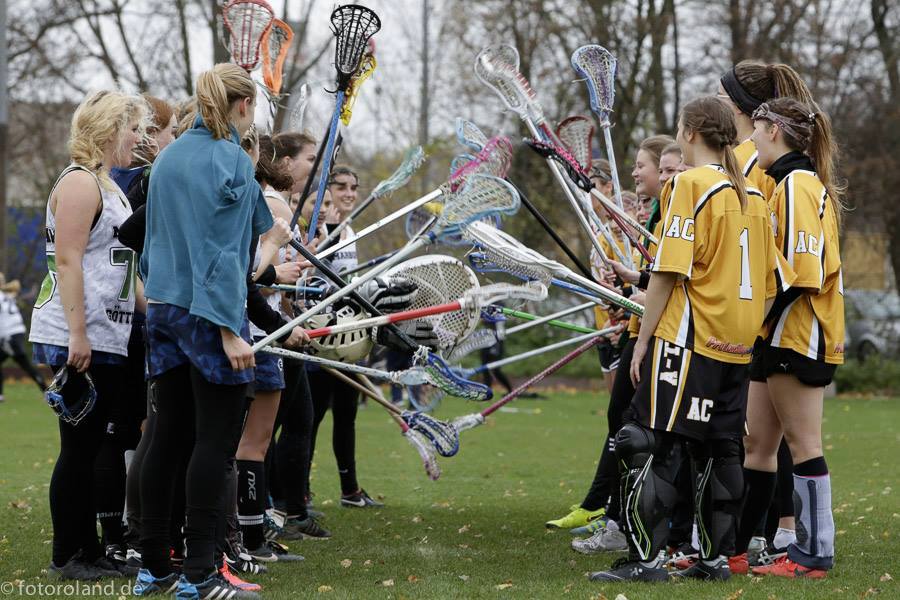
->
<box><xmin>794</xmin><ymin>456</ymin><xmax>828</xmax><ymax>477</ymax></box>
<box><xmin>735</xmin><ymin>468</ymin><xmax>777</xmax><ymax>554</ymax></box>
<box><xmin>237</xmin><ymin>460</ymin><xmax>266</xmax><ymax>550</ymax></box>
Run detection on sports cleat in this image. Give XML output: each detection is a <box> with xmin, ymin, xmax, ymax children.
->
<box><xmin>126</xmin><ymin>547</ymin><xmax>143</xmax><ymax>570</ymax></box>
<box><xmin>133</xmin><ymin>569</ymin><xmax>179</xmax><ymax>596</ymax></box>
<box><xmin>666</xmin><ymin>542</ymin><xmax>699</xmax><ymax>569</ymax></box>
<box><xmin>281</xmin><ymin>516</ymin><xmax>331</xmax><ymax>540</ymax></box>
<box><xmin>729</xmin><ymin>553</ymin><xmax>749</xmax><ymax>575</ymax></box>
<box><xmin>750</xmin><ymin>542</ymin><xmax>788</xmax><ymax>567</ymax></box>
<box><xmin>48</xmin><ymin>550</ymin><xmax>115</xmax><ymax>581</ymax></box>
<box><xmin>546</xmin><ymin>505</ymin><xmax>606</xmax><ymax>530</ymax></box>
<box><xmin>746</xmin><ymin>535</ymin><xmax>766</xmax><ymax>565</ymax></box>
<box><xmin>672</xmin><ymin>556</ymin><xmax>731</xmax><ymax>581</ymax></box>
<box><xmin>219</xmin><ymin>563</ymin><xmax>261</xmax><ymax>592</ymax></box>
<box><xmin>262</xmin><ymin>512</ymin><xmax>285</xmax><ymax>542</ymax></box>
<box><xmin>571</xmin><ymin>525</ymin><xmax>628</xmax><ymax>554</ymax></box>
<box><xmin>340</xmin><ymin>489</ymin><xmax>384</xmax><ymax>508</ymax></box>
<box><xmin>175</xmin><ymin>572</ymin><xmax>260</xmax><ymax>600</ymax></box>
<box><xmin>751</xmin><ymin>555</ymin><xmax>827</xmax><ymax>579</ymax></box>
<box><xmin>588</xmin><ymin>557</ymin><xmax>669</xmax><ymax>582</ymax></box>
<box><xmin>225</xmin><ymin>533</ymin><xmax>267</xmax><ymax>575</ymax></box>
<box><xmin>247</xmin><ymin>541</ymin><xmax>304</xmax><ymax>563</ymax></box>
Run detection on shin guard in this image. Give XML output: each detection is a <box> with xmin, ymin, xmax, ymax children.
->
<box><xmin>690</xmin><ymin>438</ymin><xmax>743</xmax><ymax>559</ymax></box>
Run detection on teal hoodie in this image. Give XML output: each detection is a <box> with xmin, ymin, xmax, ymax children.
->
<box><xmin>141</xmin><ymin>116</ymin><xmax>273</xmax><ymax>335</ymax></box>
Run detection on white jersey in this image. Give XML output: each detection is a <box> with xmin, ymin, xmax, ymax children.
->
<box><xmin>29</xmin><ymin>165</ymin><xmax>137</xmax><ymax>356</ymax></box>
<box><xmin>329</xmin><ymin>225</ymin><xmax>359</xmax><ymax>275</ymax></box>
<box><xmin>0</xmin><ymin>292</ymin><xmax>26</xmax><ymax>338</ymax></box>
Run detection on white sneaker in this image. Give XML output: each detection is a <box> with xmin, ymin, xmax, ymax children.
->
<box><xmin>571</xmin><ymin>525</ymin><xmax>628</xmax><ymax>554</ymax></box>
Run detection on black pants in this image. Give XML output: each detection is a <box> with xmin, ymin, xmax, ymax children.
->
<box><xmin>48</xmin><ymin>363</ymin><xmax>123</xmax><ymax>566</ymax></box>
<box><xmin>581</xmin><ymin>337</ymin><xmax>636</xmax><ymax>515</ymax></box>
<box><xmin>0</xmin><ymin>333</ymin><xmax>46</xmax><ymax>393</ymax></box>
<box><xmin>271</xmin><ymin>358</ymin><xmax>314</xmax><ymax>516</ymax></box>
<box><xmin>307</xmin><ymin>369</ymin><xmax>360</xmax><ymax>496</ymax></box>
<box><xmin>480</xmin><ymin>343</ymin><xmax>513</xmax><ymax>394</ymax></box>
<box><xmin>139</xmin><ymin>364</ymin><xmax>247</xmax><ymax>582</ymax></box>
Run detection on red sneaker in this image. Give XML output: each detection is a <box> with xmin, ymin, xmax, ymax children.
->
<box><xmin>728</xmin><ymin>553</ymin><xmax>749</xmax><ymax>575</ymax></box>
<box><xmin>751</xmin><ymin>555</ymin><xmax>827</xmax><ymax>579</ymax></box>
<box><xmin>219</xmin><ymin>562</ymin><xmax>262</xmax><ymax>591</ymax></box>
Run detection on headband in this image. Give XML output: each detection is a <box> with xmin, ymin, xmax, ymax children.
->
<box><xmin>720</xmin><ymin>67</ymin><xmax>765</xmax><ymax>115</ymax></box>
<box><xmin>751</xmin><ymin>103</ymin><xmax>816</xmax><ymax>148</ymax></box>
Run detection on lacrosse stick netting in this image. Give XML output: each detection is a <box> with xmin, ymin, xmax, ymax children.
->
<box><xmin>456</xmin><ymin>118</ymin><xmax>489</xmax><ymax>152</ymax></box>
<box><xmin>556</xmin><ymin>116</ymin><xmax>594</xmax><ymax>173</ymax></box>
<box><xmin>332</xmin><ymin>4</ymin><xmax>381</xmax><ymax>90</ymax></box>
<box><xmin>260</xmin><ymin>18</ymin><xmax>293</xmax><ymax>94</ymax></box>
<box><xmin>222</xmin><ymin>0</ymin><xmax>274</xmax><ymax>71</ymax></box>
<box><xmin>340</xmin><ymin>47</ymin><xmax>376</xmax><ymax>125</ymax></box>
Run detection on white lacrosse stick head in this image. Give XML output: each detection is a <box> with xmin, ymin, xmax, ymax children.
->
<box><xmin>288</xmin><ymin>83</ymin><xmax>310</xmax><ymax>131</ymax></box>
<box><xmin>222</xmin><ymin>0</ymin><xmax>275</xmax><ymax>71</ymax></box>
<box><xmin>448</xmin><ymin>329</ymin><xmax>498</xmax><ymax>363</ymax></box>
<box><xmin>464</xmin><ymin>220</ymin><xmax>559</xmax><ymax>285</ymax></box>
<box><xmin>556</xmin><ymin>116</ymin><xmax>595</xmax><ymax>172</ymax></box>
<box><xmin>437</xmin><ymin>174</ymin><xmax>520</xmax><ymax>233</ymax></box>
<box><xmin>403</xmin><ymin>429</ymin><xmax>441</xmax><ymax>480</ymax></box>
<box><xmin>456</xmin><ymin>118</ymin><xmax>489</xmax><ymax>153</ymax></box>
<box><xmin>474</xmin><ymin>44</ymin><xmax>542</xmax><ymax>122</ymax></box>
<box><xmin>571</xmin><ymin>45</ymin><xmax>618</xmax><ymax>125</ymax></box>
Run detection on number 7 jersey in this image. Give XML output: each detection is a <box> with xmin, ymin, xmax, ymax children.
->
<box><xmin>651</xmin><ymin>165</ymin><xmax>794</xmax><ymax>364</ymax></box>
<box><xmin>29</xmin><ymin>165</ymin><xmax>137</xmax><ymax>357</ymax></box>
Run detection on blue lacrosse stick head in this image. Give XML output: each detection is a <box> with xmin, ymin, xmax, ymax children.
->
<box><xmin>44</xmin><ymin>366</ymin><xmax>97</xmax><ymax>426</ymax></box>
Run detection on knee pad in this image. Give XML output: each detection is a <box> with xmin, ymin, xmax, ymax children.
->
<box><xmin>614</xmin><ymin>422</ymin><xmax>657</xmax><ymax>468</ymax></box>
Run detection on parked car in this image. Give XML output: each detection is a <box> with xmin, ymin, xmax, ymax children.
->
<box><xmin>844</xmin><ymin>289</ymin><xmax>900</xmax><ymax>361</ymax></box>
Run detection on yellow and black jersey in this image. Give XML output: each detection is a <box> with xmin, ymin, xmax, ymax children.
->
<box><xmin>734</xmin><ymin>140</ymin><xmax>776</xmax><ymax>200</ymax></box>
<box><xmin>767</xmin><ymin>170</ymin><xmax>844</xmax><ymax>364</ymax></box>
<box><xmin>650</xmin><ymin>165</ymin><xmax>793</xmax><ymax>364</ymax></box>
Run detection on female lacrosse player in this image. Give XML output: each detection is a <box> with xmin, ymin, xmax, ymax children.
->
<box><xmin>589</xmin><ymin>97</ymin><xmax>792</xmax><ymax>583</ymax></box>
<box><xmin>0</xmin><ymin>276</ymin><xmax>47</xmax><ymax>398</ymax></box>
<box><xmin>28</xmin><ymin>90</ymin><xmax>146</xmax><ymax>581</ymax></box>
<box><xmin>552</xmin><ymin>135</ymin><xmax>673</xmax><ymax>548</ymax></box>
<box><xmin>135</xmin><ymin>63</ymin><xmax>279</xmax><ymax>598</ymax></box>
<box><xmin>737</xmin><ymin>99</ymin><xmax>844</xmax><ymax>579</ymax></box>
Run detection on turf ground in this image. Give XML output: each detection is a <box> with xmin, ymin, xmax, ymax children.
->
<box><xmin>0</xmin><ymin>380</ymin><xmax>898</xmax><ymax>599</ymax></box>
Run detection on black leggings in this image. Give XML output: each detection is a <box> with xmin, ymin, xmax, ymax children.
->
<box><xmin>307</xmin><ymin>369</ymin><xmax>360</xmax><ymax>496</ymax></box>
<box><xmin>480</xmin><ymin>344</ymin><xmax>513</xmax><ymax>394</ymax></box>
<box><xmin>271</xmin><ymin>358</ymin><xmax>314</xmax><ymax>516</ymax></box>
<box><xmin>581</xmin><ymin>337</ymin><xmax>636</xmax><ymax>516</ymax></box>
<box><xmin>49</xmin><ymin>363</ymin><xmax>123</xmax><ymax>566</ymax></box>
<box><xmin>0</xmin><ymin>333</ymin><xmax>46</xmax><ymax>393</ymax></box>
<box><xmin>139</xmin><ymin>364</ymin><xmax>247</xmax><ymax>582</ymax></box>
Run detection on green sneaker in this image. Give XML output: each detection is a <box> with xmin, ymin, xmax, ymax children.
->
<box><xmin>569</xmin><ymin>516</ymin><xmax>610</xmax><ymax>536</ymax></box>
<box><xmin>545</xmin><ymin>505</ymin><xmax>606</xmax><ymax>530</ymax></box>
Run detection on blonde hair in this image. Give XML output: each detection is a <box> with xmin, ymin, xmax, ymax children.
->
<box><xmin>195</xmin><ymin>63</ymin><xmax>256</xmax><ymax>140</ymax></box>
<box><xmin>734</xmin><ymin>60</ymin><xmax>816</xmax><ymax>107</ymax></box>
<box><xmin>68</xmin><ymin>90</ymin><xmax>149</xmax><ymax>190</ymax></box>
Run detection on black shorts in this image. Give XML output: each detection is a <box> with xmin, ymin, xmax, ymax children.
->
<box><xmin>760</xmin><ymin>343</ymin><xmax>837</xmax><ymax>387</ymax></box>
<box><xmin>629</xmin><ymin>337</ymin><xmax>749</xmax><ymax>441</ymax></box>
<box><xmin>749</xmin><ymin>337</ymin><xmax>767</xmax><ymax>383</ymax></box>
<box><xmin>597</xmin><ymin>339</ymin><xmax>622</xmax><ymax>373</ymax></box>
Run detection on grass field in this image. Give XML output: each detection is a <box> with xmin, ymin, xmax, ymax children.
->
<box><xmin>0</xmin><ymin>379</ymin><xmax>898</xmax><ymax>599</ymax></box>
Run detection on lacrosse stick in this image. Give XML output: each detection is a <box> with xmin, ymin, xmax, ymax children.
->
<box><xmin>452</xmin><ymin>334</ymin><xmax>605</xmax><ymax>433</ymax></box>
<box><xmin>323</xmin><ymin>368</ymin><xmax>442</xmax><ymax>479</ymax></box>
<box><xmin>499</xmin><ymin>301</ymin><xmax>597</xmax><ymax>335</ymax></box>
<box><xmin>447</xmin><ymin>329</ymin><xmax>501</xmax><ymax>363</ymax></box>
<box><xmin>466</xmin><ymin>221</ymin><xmax>644</xmax><ymax>315</ymax></box>
<box><xmin>288</xmin><ymin>83</ymin><xmax>310</xmax><ymax>131</ymax></box>
<box><xmin>475</xmin><ymin>44</ymin><xmax>615</xmax><ymax>270</ymax></box>
<box><xmin>221</xmin><ymin>0</ymin><xmax>274</xmax><ymax>71</ymax></box>
<box><xmin>305</xmin><ymin>4</ymin><xmax>381</xmax><ymax>241</ymax></box>
<box><xmin>260</xmin><ymin>18</ymin><xmax>293</xmax><ymax>94</ymax></box>
<box><xmin>319</xmin><ymin>146</ymin><xmax>426</xmax><ymax>248</ymax></box>
<box><xmin>339</xmin><ymin>250</ymin><xmax>400</xmax><ymax>277</ymax></box>
<box><xmin>340</xmin><ymin>46</ymin><xmax>376</xmax><ymax>125</ymax></box>
<box><xmin>255</xmin><ymin>174</ymin><xmax>520</xmax><ymax>348</ymax></box>
<box><xmin>260</xmin><ymin>284</ymin><xmax>324</xmax><ymax>294</ymax></box>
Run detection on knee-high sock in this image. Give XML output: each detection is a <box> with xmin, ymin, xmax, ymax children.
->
<box><xmin>788</xmin><ymin>456</ymin><xmax>834</xmax><ymax>570</ymax></box>
<box><xmin>237</xmin><ymin>460</ymin><xmax>266</xmax><ymax>550</ymax></box>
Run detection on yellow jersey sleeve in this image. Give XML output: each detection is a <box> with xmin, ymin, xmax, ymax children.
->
<box><xmin>651</xmin><ymin>174</ymin><xmax>695</xmax><ymax>277</ymax></box>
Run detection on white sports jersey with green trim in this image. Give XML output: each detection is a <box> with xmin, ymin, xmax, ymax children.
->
<box><xmin>29</xmin><ymin>165</ymin><xmax>137</xmax><ymax>356</ymax></box>
<box><xmin>0</xmin><ymin>292</ymin><xmax>26</xmax><ymax>337</ymax></box>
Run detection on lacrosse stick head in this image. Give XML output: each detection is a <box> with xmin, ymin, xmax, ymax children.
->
<box><xmin>222</xmin><ymin>0</ymin><xmax>275</xmax><ymax>71</ymax></box>
<box><xmin>289</xmin><ymin>83</ymin><xmax>310</xmax><ymax>131</ymax></box>
<box><xmin>331</xmin><ymin>4</ymin><xmax>381</xmax><ymax>89</ymax></box>
<box><xmin>571</xmin><ymin>45</ymin><xmax>617</xmax><ymax>124</ymax></box>
<box><xmin>260</xmin><ymin>18</ymin><xmax>293</xmax><ymax>94</ymax></box>
<box><xmin>449</xmin><ymin>153</ymin><xmax>478</xmax><ymax>175</ymax></box>
<box><xmin>524</xmin><ymin>138</ymin><xmax>592</xmax><ymax>191</ymax></box>
<box><xmin>456</xmin><ymin>118</ymin><xmax>488</xmax><ymax>152</ymax></box>
<box><xmin>369</xmin><ymin>146</ymin><xmax>426</xmax><ymax>200</ymax></box>
<box><xmin>465</xmin><ymin>221</ymin><xmax>557</xmax><ymax>286</ymax></box>
<box><xmin>448</xmin><ymin>136</ymin><xmax>513</xmax><ymax>192</ymax></box>
<box><xmin>556</xmin><ymin>116</ymin><xmax>595</xmax><ymax>172</ymax></box>
<box><xmin>447</xmin><ymin>329</ymin><xmax>498</xmax><ymax>363</ymax></box>
<box><xmin>385</xmin><ymin>255</ymin><xmax>481</xmax><ymax>350</ymax></box>
<box><xmin>403</xmin><ymin>429</ymin><xmax>441</xmax><ymax>480</ymax></box>
<box><xmin>340</xmin><ymin>49</ymin><xmax>376</xmax><ymax>125</ymax></box>
<box><xmin>451</xmin><ymin>413</ymin><xmax>485</xmax><ymax>433</ymax></box>
<box><xmin>475</xmin><ymin>44</ymin><xmax>543</xmax><ymax>123</ymax></box>
<box><xmin>403</xmin><ymin>411</ymin><xmax>460</xmax><ymax>457</ymax></box>
<box><xmin>413</xmin><ymin>347</ymin><xmax>492</xmax><ymax>401</ymax></box>
<box><xmin>437</xmin><ymin>174</ymin><xmax>519</xmax><ymax>235</ymax></box>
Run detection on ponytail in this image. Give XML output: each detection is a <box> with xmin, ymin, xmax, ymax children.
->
<box><xmin>768</xmin><ymin>64</ymin><xmax>817</xmax><ymax>107</ymax></box>
<box><xmin>808</xmin><ymin>110</ymin><xmax>846</xmax><ymax>221</ymax></box>
<box><xmin>195</xmin><ymin>63</ymin><xmax>256</xmax><ymax>140</ymax></box>
<box><xmin>722</xmin><ymin>146</ymin><xmax>749</xmax><ymax>212</ymax></box>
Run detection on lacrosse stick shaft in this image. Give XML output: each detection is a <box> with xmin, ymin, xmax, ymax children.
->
<box><xmin>591</xmin><ymin>188</ymin><xmax>658</xmax><ymax>244</ymax></box>
<box><xmin>475</xmin><ymin>326</ymin><xmax>620</xmax><ymax>374</ymax></box>
<box><xmin>599</xmin><ymin>126</ymin><xmax>638</xmax><ymax>268</ymax></box>
<box><xmin>324</xmin><ymin>367</ymin><xmax>402</xmax><ymax>415</ymax></box>
<box><xmin>289</xmin><ymin>128</ymin><xmax>329</xmax><ymax>231</ymax></box>
<box><xmin>314</xmin><ymin>188</ymin><xmax>443</xmax><ymax>260</ymax></box>
<box><xmin>339</xmin><ymin>250</ymin><xmax>400</xmax><ymax>277</ymax></box>
<box><xmin>305</xmin><ymin>297</ymin><xmax>472</xmax><ymax>339</ymax></box>
<box><xmin>319</xmin><ymin>192</ymin><xmax>378</xmax><ymax>248</ymax></box>
<box><xmin>481</xmin><ymin>334</ymin><xmax>604</xmax><ymax>417</ymax></box>
<box><xmin>263</xmin><ymin>346</ymin><xmax>406</xmax><ymax>381</ymax></box>
<box><xmin>502</xmin><ymin>302</ymin><xmax>597</xmax><ymax>335</ymax></box>
<box><xmin>306</xmin><ymin>91</ymin><xmax>346</xmax><ymax>241</ymax></box>
<box><xmin>259</xmin><ymin>284</ymin><xmax>324</xmax><ymax>294</ymax></box>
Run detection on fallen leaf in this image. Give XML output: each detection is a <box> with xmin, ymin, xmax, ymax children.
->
<box><xmin>615</xmin><ymin>594</ymin><xmax>629</xmax><ymax>600</ymax></box>
<box><xmin>495</xmin><ymin>582</ymin><xmax>513</xmax><ymax>590</ymax></box>
<box><xmin>458</xmin><ymin>575</ymin><xmax>469</xmax><ymax>581</ymax></box>
<box><xmin>458</xmin><ymin>524</ymin><xmax>470</xmax><ymax>534</ymax></box>
<box><xmin>317</xmin><ymin>585</ymin><xmax>333</xmax><ymax>593</ymax></box>
<box><xmin>863</xmin><ymin>587</ymin><xmax>880</xmax><ymax>597</ymax></box>
<box><xmin>880</xmin><ymin>573</ymin><xmax>892</xmax><ymax>582</ymax></box>
<box><xmin>381</xmin><ymin>579</ymin><xmax>394</xmax><ymax>587</ymax></box>
<box><xmin>8</xmin><ymin>500</ymin><xmax>30</xmax><ymax>511</ymax></box>
<box><xmin>340</xmin><ymin>559</ymin><xmax>352</xmax><ymax>568</ymax></box>
<box><xmin>363</xmin><ymin>560</ymin><xmax>372</xmax><ymax>567</ymax></box>
<box><xmin>407</xmin><ymin>575</ymin><xmax>420</xmax><ymax>583</ymax></box>
<box><xmin>727</xmin><ymin>590</ymin><xmax>744</xmax><ymax>600</ymax></box>
<box><xmin>412</xmin><ymin>515</ymin><xmax>422</xmax><ymax>523</ymax></box>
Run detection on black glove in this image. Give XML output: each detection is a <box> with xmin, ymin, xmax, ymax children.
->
<box><xmin>358</xmin><ymin>275</ymin><xmax>418</xmax><ymax>313</ymax></box>
<box><xmin>375</xmin><ymin>320</ymin><xmax>440</xmax><ymax>352</ymax></box>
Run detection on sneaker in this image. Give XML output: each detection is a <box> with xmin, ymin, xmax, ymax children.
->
<box><xmin>672</xmin><ymin>556</ymin><xmax>731</xmax><ymax>581</ymax></box>
<box><xmin>340</xmin><ymin>489</ymin><xmax>384</xmax><ymax>508</ymax></box>
<box><xmin>126</xmin><ymin>547</ymin><xmax>143</xmax><ymax>570</ymax></box>
<box><xmin>569</xmin><ymin>517</ymin><xmax>610</xmax><ymax>537</ymax></box>
<box><xmin>48</xmin><ymin>551</ymin><xmax>112</xmax><ymax>581</ymax></box>
<box><xmin>219</xmin><ymin>563</ymin><xmax>261</xmax><ymax>592</ymax></box>
<box><xmin>666</xmin><ymin>542</ymin><xmax>699</xmax><ymax>569</ymax></box>
<box><xmin>281</xmin><ymin>516</ymin><xmax>331</xmax><ymax>540</ymax></box>
<box><xmin>247</xmin><ymin>541</ymin><xmax>304</xmax><ymax>563</ymax></box>
<box><xmin>729</xmin><ymin>553</ymin><xmax>749</xmax><ymax>575</ymax></box>
<box><xmin>93</xmin><ymin>554</ymin><xmax>132</xmax><ymax>577</ymax></box>
<box><xmin>751</xmin><ymin>555</ymin><xmax>827</xmax><ymax>579</ymax></box>
<box><xmin>571</xmin><ymin>525</ymin><xmax>628</xmax><ymax>554</ymax></box>
<box><xmin>546</xmin><ymin>505</ymin><xmax>606</xmax><ymax>530</ymax></box>
<box><xmin>746</xmin><ymin>535</ymin><xmax>767</xmax><ymax>565</ymax></box>
<box><xmin>750</xmin><ymin>542</ymin><xmax>788</xmax><ymax>567</ymax></box>
<box><xmin>262</xmin><ymin>512</ymin><xmax>285</xmax><ymax>542</ymax></box>
<box><xmin>588</xmin><ymin>556</ymin><xmax>669</xmax><ymax>582</ymax></box>
<box><xmin>225</xmin><ymin>545</ymin><xmax>267</xmax><ymax>575</ymax></box>
<box><xmin>175</xmin><ymin>572</ymin><xmax>260</xmax><ymax>600</ymax></box>
<box><xmin>133</xmin><ymin>569</ymin><xmax>179</xmax><ymax>596</ymax></box>
<box><xmin>105</xmin><ymin>543</ymin><xmax>140</xmax><ymax>576</ymax></box>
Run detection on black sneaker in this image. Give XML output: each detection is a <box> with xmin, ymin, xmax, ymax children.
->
<box><xmin>672</xmin><ymin>556</ymin><xmax>731</xmax><ymax>581</ymax></box>
<box><xmin>175</xmin><ymin>572</ymin><xmax>260</xmax><ymax>600</ymax></box>
<box><xmin>105</xmin><ymin>543</ymin><xmax>140</xmax><ymax>576</ymax></box>
<box><xmin>340</xmin><ymin>489</ymin><xmax>384</xmax><ymax>508</ymax></box>
<box><xmin>94</xmin><ymin>554</ymin><xmax>133</xmax><ymax>577</ymax></box>
<box><xmin>281</xmin><ymin>516</ymin><xmax>331</xmax><ymax>540</ymax></box>
<box><xmin>247</xmin><ymin>541</ymin><xmax>304</xmax><ymax>563</ymax></box>
<box><xmin>48</xmin><ymin>551</ymin><xmax>112</xmax><ymax>581</ymax></box>
<box><xmin>126</xmin><ymin>547</ymin><xmax>143</xmax><ymax>570</ymax></box>
<box><xmin>262</xmin><ymin>512</ymin><xmax>285</xmax><ymax>542</ymax></box>
<box><xmin>750</xmin><ymin>543</ymin><xmax>788</xmax><ymax>567</ymax></box>
<box><xmin>588</xmin><ymin>557</ymin><xmax>669</xmax><ymax>582</ymax></box>
<box><xmin>225</xmin><ymin>532</ymin><xmax>267</xmax><ymax>575</ymax></box>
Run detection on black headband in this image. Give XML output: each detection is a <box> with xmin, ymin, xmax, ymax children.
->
<box><xmin>720</xmin><ymin>67</ymin><xmax>764</xmax><ymax>116</ymax></box>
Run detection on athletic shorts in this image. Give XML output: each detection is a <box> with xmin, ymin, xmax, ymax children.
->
<box><xmin>248</xmin><ymin>337</ymin><xmax>285</xmax><ymax>394</ymax></box>
<box><xmin>749</xmin><ymin>337</ymin><xmax>767</xmax><ymax>383</ymax></box>
<box><xmin>145</xmin><ymin>303</ymin><xmax>254</xmax><ymax>386</ymax></box>
<box><xmin>597</xmin><ymin>339</ymin><xmax>621</xmax><ymax>373</ymax></box>
<box><xmin>760</xmin><ymin>343</ymin><xmax>837</xmax><ymax>387</ymax></box>
<box><xmin>32</xmin><ymin>342</ymin><xmax>125</xmax><ymax>366</ymax></box>
<box><xmin>629</xmin><ymin>337</ymin><xmax>749</xmax><ymax>441</ymax></box>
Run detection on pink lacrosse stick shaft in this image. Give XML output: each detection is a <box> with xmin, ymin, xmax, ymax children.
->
<box><xmin>480</xmin><ymin>334</ymin><xmax>605</xmax><ymax>418</ymax></box>
<box><xmin>304</xmin><ymin>299</ymin><xmax>469</xmax><ymax>339</ymax></box>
